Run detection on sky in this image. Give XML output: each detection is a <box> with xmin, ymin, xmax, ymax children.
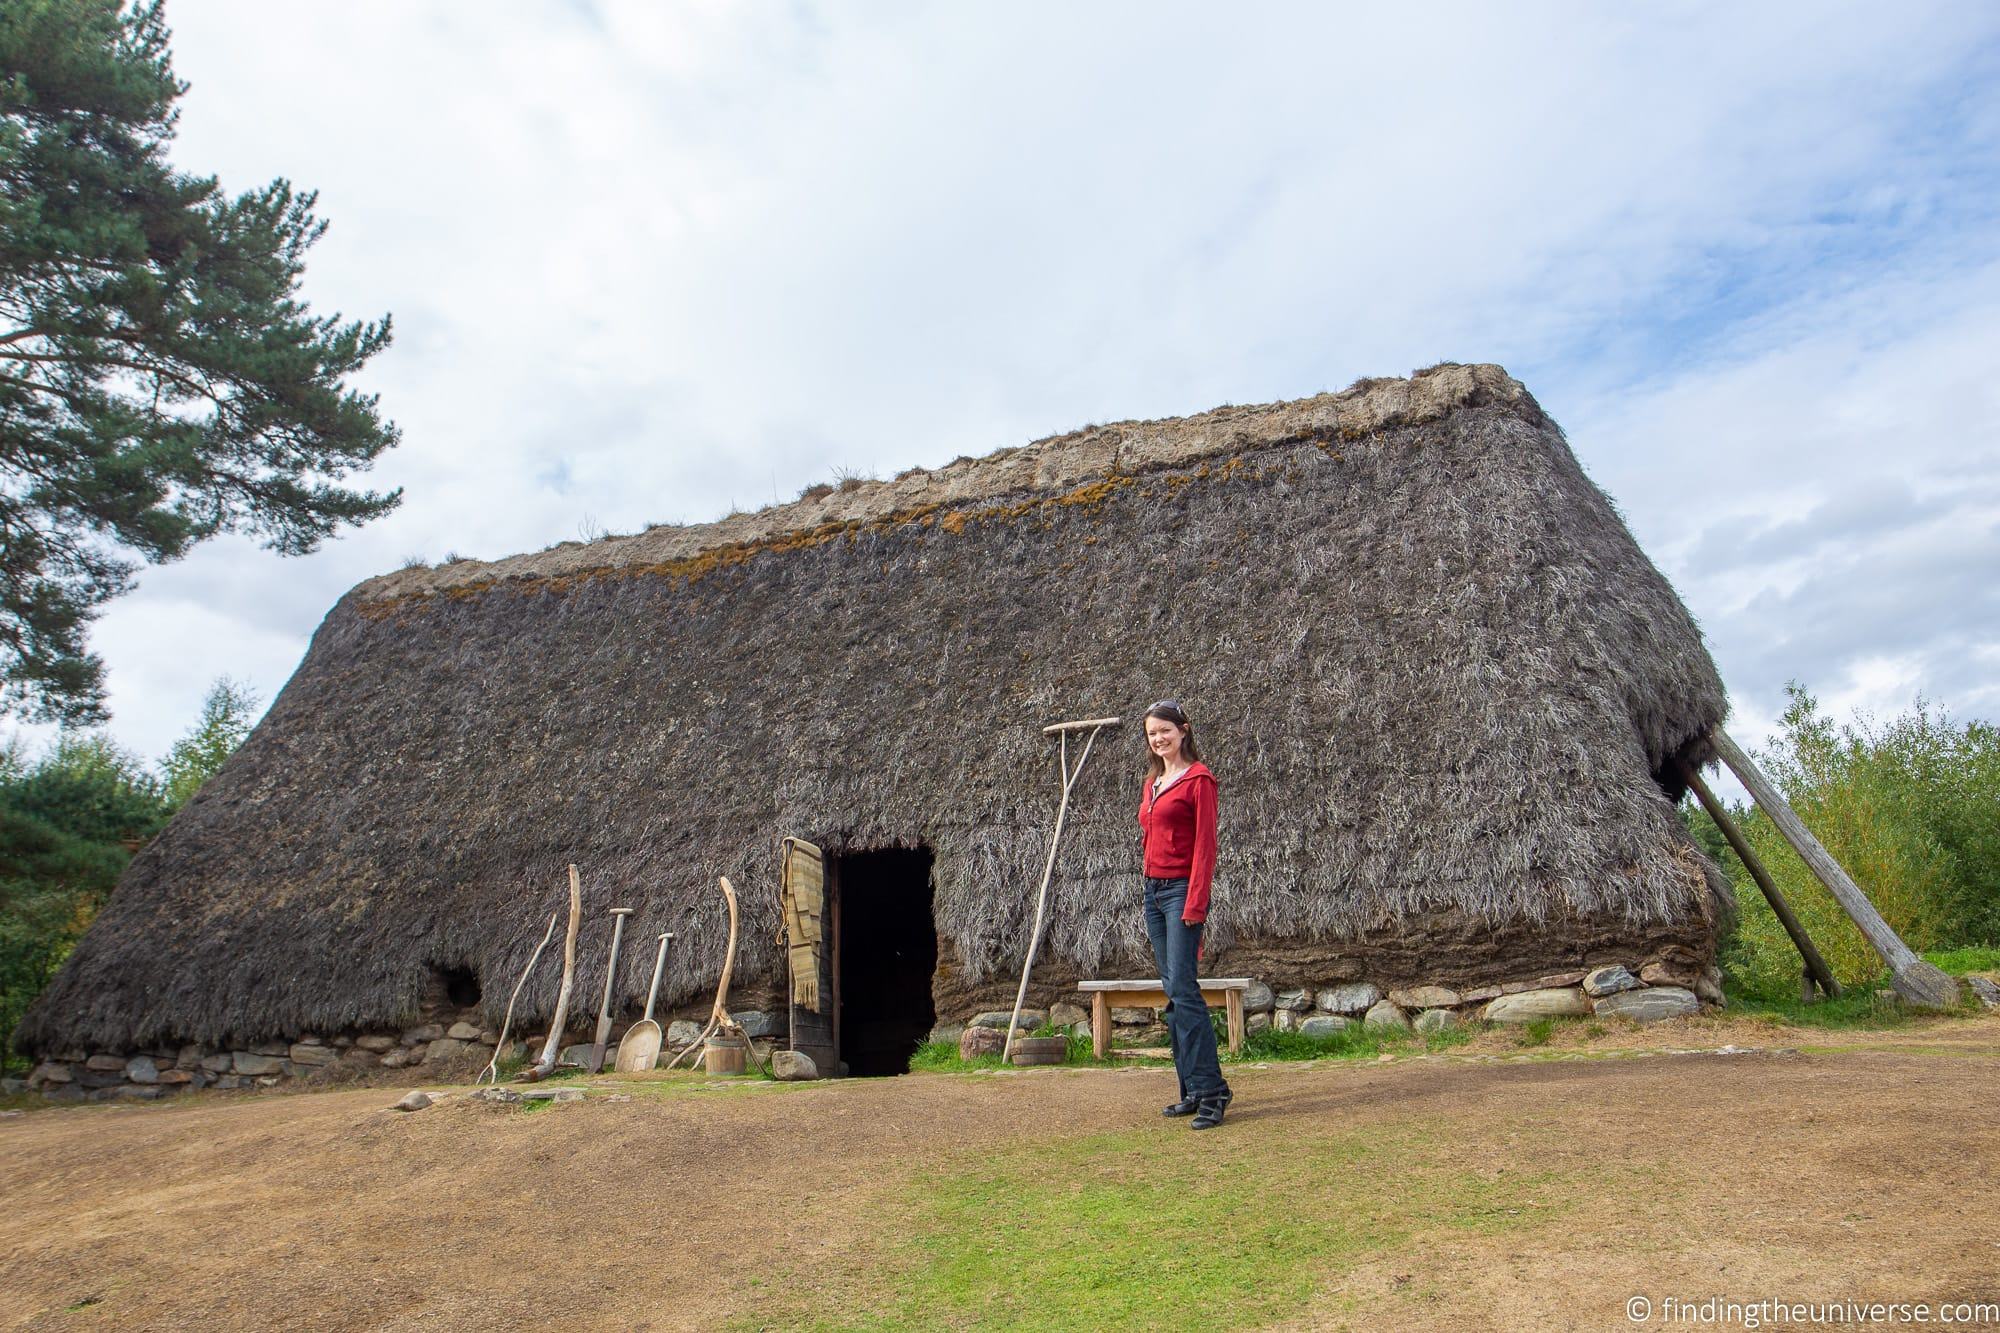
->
<box><xmin>14</xmin><ymin>1</ymin><xmax>2000</xmax><ymax>779</ymax></box>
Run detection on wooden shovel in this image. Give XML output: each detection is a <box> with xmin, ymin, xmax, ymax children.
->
<box><xmin>614</xmin><ymin>933</ymin><xmax>672</xmax><ymax>1073</ymax></box>
<box><xmin>586</xmin><ymin>907</ymin><xmax>635</xmax><ymax>1073</ymax></box>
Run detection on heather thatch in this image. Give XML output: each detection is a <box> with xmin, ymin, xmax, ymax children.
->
<box><xmin>20</xmin><ymin>363</ymin><xmax>1730</xmax><ymax>1054</ymax></box>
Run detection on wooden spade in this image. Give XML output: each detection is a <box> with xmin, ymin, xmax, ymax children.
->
<box><xmin>614</xmin><ymin>933</ymin><xmax>672</xmax><ymax>1073</ymax></box>
<box><xmin>586</xmin><ymin>907</ymin><xmax>636</xmax><ymax>1074</ymax></box>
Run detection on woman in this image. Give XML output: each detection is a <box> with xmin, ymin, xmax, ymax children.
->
<box><xmin>1136</xmin><ymin>698</ymin><xmax>1232</xmax><ymax>1130</ymax></box>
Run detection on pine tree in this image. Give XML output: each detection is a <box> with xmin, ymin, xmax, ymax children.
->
<box><xmin>158</xmin><ymin>674</ymin><xmax>255</xmax><ymax>809</ymax></box>
<box><xmin>0</xmin><ymin>0</ymin><xmax>401</xmax><ymax>725</ymax></box>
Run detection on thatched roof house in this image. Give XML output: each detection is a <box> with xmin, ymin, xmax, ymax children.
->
<box><xmin>22</xmin><ymin>363</ymin><xmax>1731</xmax><ymax>1072</ymax></box>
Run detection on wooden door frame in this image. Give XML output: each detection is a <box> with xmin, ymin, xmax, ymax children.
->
<box><xmin>828</xmin><ymin>852</ymin><xmax>842</xmax><ymax>1068</ymax></box>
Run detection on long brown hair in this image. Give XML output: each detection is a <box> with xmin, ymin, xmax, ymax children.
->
<box><xmin>1143</xmin><ymin>699</ymin><xmax>1202</xmax><ymax>783</ymax></box>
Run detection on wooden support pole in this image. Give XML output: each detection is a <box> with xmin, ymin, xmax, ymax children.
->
<box><xmin>482</xmin><ymin>907</ymin><xmax>559</xmax><ymax>1084</ymax></box>
<box><xmin>529</xmin><ymin>865</ymin><xmax>586</xmax><ymax>1079</ymax></box>
<box><xmin>1711</xmin><ymin>729</ymin><xmax>1960</xmax><ymax>1010</ymax></box>
<box><xmin>1005</xmin><ymin>720</ymin><xmax>1114</xmax><ymax>1064</ymax></box>
<box><xmin>1675</xmin><ymin>756</ymin><xmax>1842</xmax><ymax>1000</ymax></box>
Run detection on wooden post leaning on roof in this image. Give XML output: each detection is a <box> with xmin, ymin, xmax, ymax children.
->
<box><xmin>482</xmin><ymin>907</ymin><xmax>560</xmax><ymax>1084</ymax></box>
<box><xmin>661</xmin><ymin>874</ymin><xmax>762</xmax><ymax>1074</ymax></box>
<box><xmin>1674</xmin><ymin>756</ymin><xmax>1841</xmax><ymax>1000</ymax></box>
<box><xmin>1710</xmin><ymin>728</ymin><xmax>1961</xmax><ymax>1010</ymax></box>
<box><xmin>1004</xmin><ymin>716</ymin><xmax>1122</xmax><ymax>1065</ymax></box>
<box><xmin>528</xmin><ymin>865</ymin><xmax>586</xmax><ymax>1080</ymax></box>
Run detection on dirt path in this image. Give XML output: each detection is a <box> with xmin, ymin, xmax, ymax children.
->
<box><xmin>3</xmin><ymin>1017</ymin><xmax>1996</xmax><ymax>1331</ymax></box>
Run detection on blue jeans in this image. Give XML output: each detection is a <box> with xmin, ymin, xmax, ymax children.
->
<box><xmin>1141</xmin><ymin>876</ymin><xmax>1228</xmax><ymax>1101</ymax></box>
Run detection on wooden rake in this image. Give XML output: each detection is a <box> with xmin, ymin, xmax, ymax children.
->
<box><xmin>1002</xmin><ymin>716</ymin><xmax>1121</xmax><ymax>1065</ymax></box>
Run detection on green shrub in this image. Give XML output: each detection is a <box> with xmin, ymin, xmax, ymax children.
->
<box><xmin>1</xmin><ymin>734</ymin><xmax>170</xmax><ymax>1072</ymax></box>
<box><xmin>1513</xmin><ymin>1017</ymin><xmax>1557</xmax><ymax>1048</ymax></box>
<box><xmin>1697</xmin><ymin>686</ymin><xmax>1999</xmax><ymax>1001</ymax></box>
<box><xmin>1237</xmin><ymin>1020</ymin><xmax>1420</xmax><ymax>1062</ymax></box>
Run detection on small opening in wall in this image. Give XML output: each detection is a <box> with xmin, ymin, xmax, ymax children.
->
<box><xmin>435</xmin><ymin>964</ymin><xmax>482</xmax><ymax>1008</ymax></box>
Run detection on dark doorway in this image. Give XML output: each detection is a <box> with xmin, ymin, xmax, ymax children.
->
<box><xmin>835</xmin><ymin>846</ymin><xmax>938</xmax><ymax>1077</ymax></box>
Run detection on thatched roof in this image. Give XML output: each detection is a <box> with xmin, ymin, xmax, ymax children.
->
<box><xmin>20</xmin><ymin>363</ymin><xmax>1730</xmax><ymax>1054</ymax></box>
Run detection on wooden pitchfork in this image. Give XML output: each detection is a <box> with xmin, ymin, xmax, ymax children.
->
<box><xmin>1002</xmin><ymin>716</ymin><xmax>1121</xmax><ymax>1064</ymax></box>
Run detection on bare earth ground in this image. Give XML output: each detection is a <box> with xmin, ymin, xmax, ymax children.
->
<box><xmin>2</xmin><ymin>1013</ymin><xmax>1997</xmax><ymax>1332</ymax></box>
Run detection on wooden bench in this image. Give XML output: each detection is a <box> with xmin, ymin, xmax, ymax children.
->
<box><xmin>1077</xmin><ymin>977</ymin><xmax>1250</xmax><ymax>1060</ymax></box>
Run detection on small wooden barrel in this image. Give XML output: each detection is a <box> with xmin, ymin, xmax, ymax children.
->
<box><xmin>1010</xmin><ymin>1035</ymin><xmax>1068</xmax><ymax>1066</ymax></box>
<box><xmin>704</xmin><ymin>1034</ymin><xmax>747</xmax><ymax>1075</ymax></box>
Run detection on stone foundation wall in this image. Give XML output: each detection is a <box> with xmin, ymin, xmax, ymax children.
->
<box><xmin>17</xmin><ymin>1001</ymin><xmax>798</xmax><ymax>1102</ymax></box>
<box><xmin>19</xmin><ymin>948</ymin><xmax>1730</xmax><ymax>1100</ymax></box>
<box><xmin>931</xmin><ymin>949</ymin><xmax>1728</xmax><ymax>1051</ymax></box>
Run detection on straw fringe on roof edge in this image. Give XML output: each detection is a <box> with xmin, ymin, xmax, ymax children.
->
<box><xmin>361</xmin><ymin>363</ymin><xmax>1535</xmax><ymax>602</ymax></box>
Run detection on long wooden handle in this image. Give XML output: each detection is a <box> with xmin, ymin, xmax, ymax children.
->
<box><xmin>643</xmin><ymin>933</ymin><xmax>670</xmax><ymax>1022</ymax></box>
<box><xmin>1005</xmin><ymin>723</ymin><xmax>1103</xmax><ymax>1063</ymax></box>
<box><xmin>1042</xmin><ymin>716</ymin><xmax>1121</xmax><ymax>734</ymax></box>
<box><xmin>712</xmin><ymin>877</ymin><xmax>740</xmax><ymax>1029</ymax></box>
<box><xmin>594</xmin><ymin>909</ymin><xmax>632</xmax><ymax>1044</ymax></box>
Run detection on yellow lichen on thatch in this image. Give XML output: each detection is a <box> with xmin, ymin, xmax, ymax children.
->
<box><xmin>359</xmin><ymin>472</ymin><xmax>1154</xmax><ymax>618</ymax></box>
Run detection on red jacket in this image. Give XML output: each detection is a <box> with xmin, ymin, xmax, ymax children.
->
<box><xmin>1138</xmin><ymin>762</ymin><xmax>1218</xmax><ymax>923</ymax></box>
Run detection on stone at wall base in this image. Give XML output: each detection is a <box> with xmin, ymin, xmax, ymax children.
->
<box><xmin>1582</xmin><ymin>965</ymin><xmax>1641</xmax><ymax>997</ymax></box>
<box><xmin>1966</xmin><ymin>974</ymin><xmax>2000</xmax><ymax>1010</ymax></box>
<box><xmin>735</xmin><ymin>1011</ymin><xmax>787</xmax><ymax>1039</ymax></box>
<box><xmin>1298</xmin><ymin>1015</ymin><xmax>1351</xmax><ymax>1039</ymax></box>
<box><xmin>1483</xmin><ymin>988</ymin><xmax>1591</xmax><ymax>1023</ymax></box>
<box><xmin>1315</xmin><ymin>983</ymin><xmax>1381</xmax><ymax>1015</ymax></box>
<box><xmin>1388</xmin><ymin>985</ymin><xmax>1459</xmax><ymax>1010</ymax></box>
<box><xmin>1593</xmin><ymin>986</ymin><xmax>1700</xmax><ymax>1024</ymax></box>
<box><xmin>1414</xmin><ymin>1008</ymin><xmax>1461</xmax><ymax>1035</ymax></box>
<box><xmin>425</xmin><ymin>1037</ymin><xmax>471</xmax><ymax>1065</ymax></box>
<box><xmin>959</xmin><ymin>1027</ymin><xmax>1006</xmax><ymax>1061</ymax></box>
<box><xmin>1640</xmin><ymin>961</ymin><xmax>1699</xmax><ymax>988</ymax></box>
<box><xmin>772</xmin><ymin>1051</ymin><xmax>819</xmax><ymax>1081</ymax></box>
<box><xmin>1362</xmin><ymin>1000</ymin><xmax>1410</xmax><ymax>1031</ymax></box>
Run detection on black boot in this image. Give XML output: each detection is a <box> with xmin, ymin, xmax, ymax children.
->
<box><xmin>1190</xmin><ymin>1088</ymin><xmax>1233</xmax><ymax>1130</ymax></box>
<box><xmin>1161</xmin><ymin>1096</ymin><xmax>1200</xmax><ymax>1117</ymax></box>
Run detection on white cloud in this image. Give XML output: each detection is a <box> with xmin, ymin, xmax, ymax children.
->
<box><xmin>11</xmin><ymin>0</ymin><xmax>1994</xmax><ymax>762</ymax></box>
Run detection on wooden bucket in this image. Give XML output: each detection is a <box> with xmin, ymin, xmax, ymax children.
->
<box><xmin>703</xmin><ymin>1033</ymin><xmax>747</xmax><ymax>1076</ymax></box>
<box><xmin>1010</xmin><ymin>1035</ymin><xmax>1068</xmax><ymax>1066</ymax></box>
